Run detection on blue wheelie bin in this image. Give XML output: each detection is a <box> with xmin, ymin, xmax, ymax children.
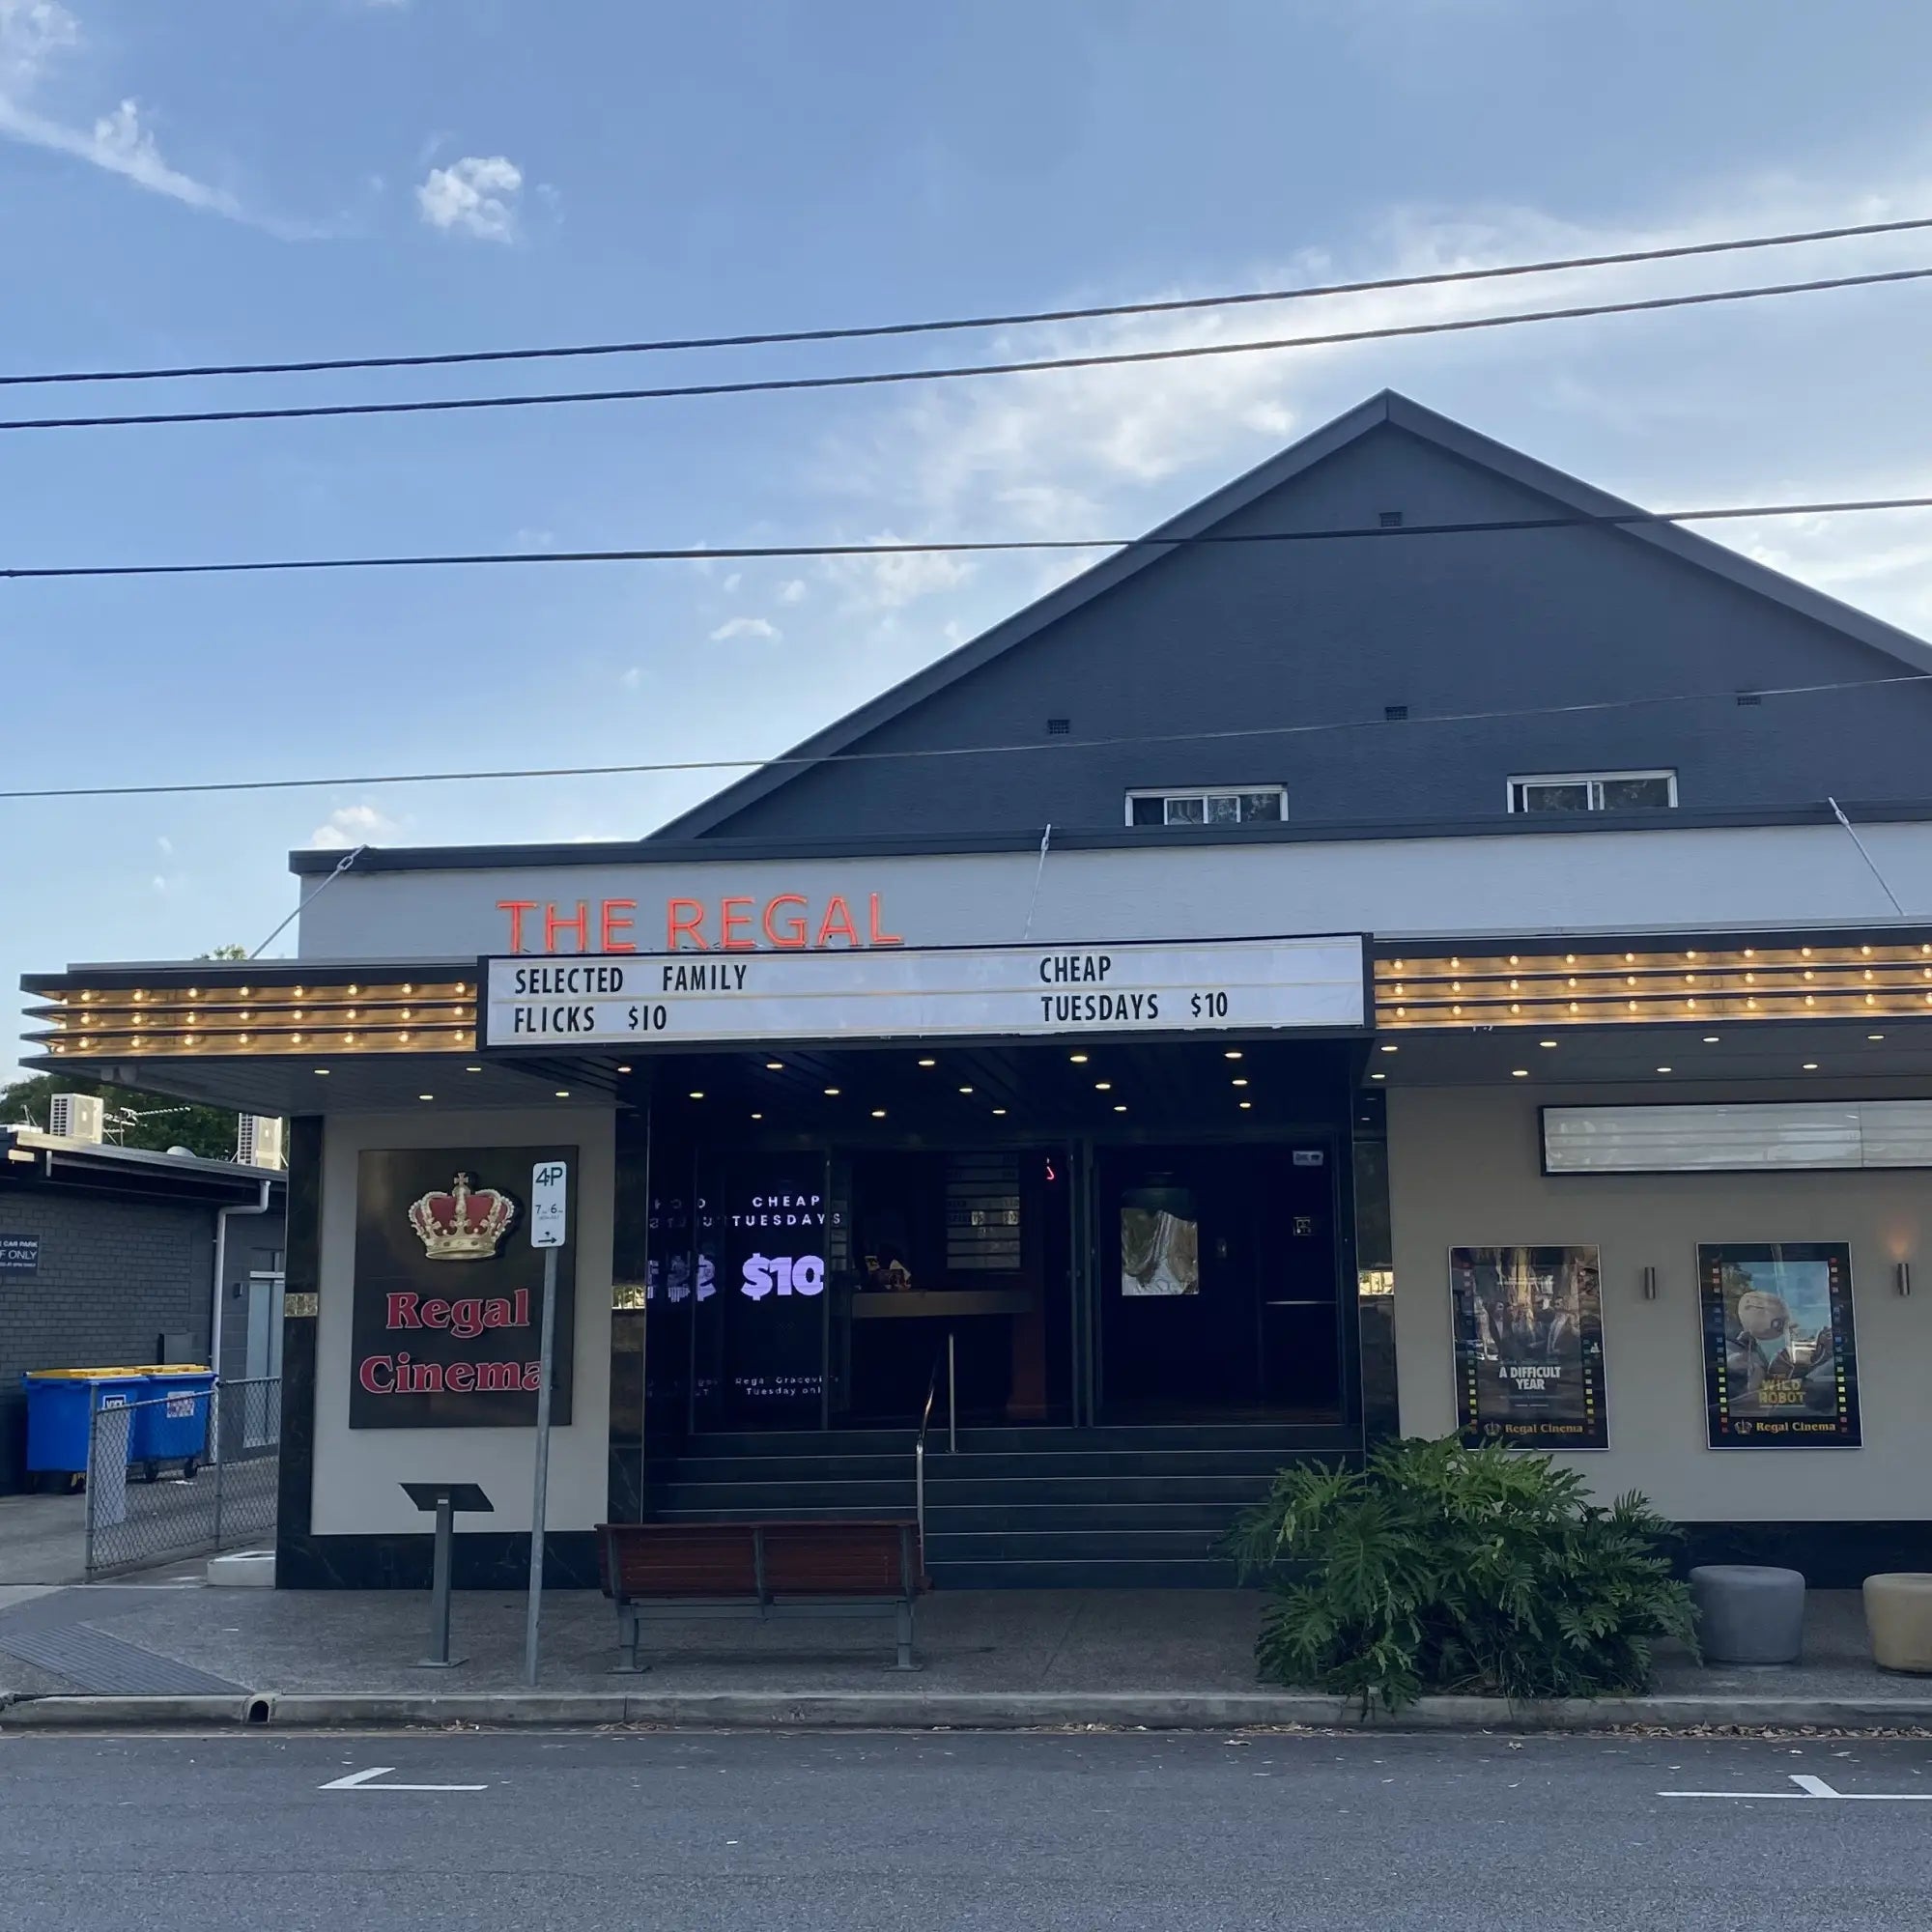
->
<box><xmin>21</xmin><ymin>1370</ymin><xmax>151</xmax><ymax>1492</ymax></box>
<box><xmin>129</xmin><ymin>1365</ymin><xmax>215</xmax><ymax>1482</ymax></box>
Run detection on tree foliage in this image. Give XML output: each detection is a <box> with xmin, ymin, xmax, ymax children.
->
<box><xmin>1228</xmin><ymin>1435</ymin><xmax>1698</xmax><ymax>1712</ymax></box>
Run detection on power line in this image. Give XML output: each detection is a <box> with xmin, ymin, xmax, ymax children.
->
<box><xmin>5</xmin><ymin>263</ymin><xmax>1929</xmax><ymax>436</ymax></box>
<box><xmin>2</xmin><ymin>671</ymin><xmax>1925</xmax><ymax>804</ymax></box>
<box><xmin>9</xmin><ymin>213</ymin><xmax>1930</xmax><ymax>390</ymax></box>
<box><xmin>6</xmin><ymin>491</ymin><xmax>1932</xmax><ymax>582</ymax></box>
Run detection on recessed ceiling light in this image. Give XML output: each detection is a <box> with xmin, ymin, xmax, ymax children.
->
<box><xmin>1113</xmin><ymin>1103</ymin><xmax>1127</xmax><ymax>1113</ymax></box>
<box><xmin>688</xmin><ymin>1091</ymin><xmax>705</xmax><ymax>1100</ymax></box>
<box><xmin>824</xmin><ymin>1086</ymin><xmax>841</xmax><ymax>1095</ymax></box>
<box><xmin>751</xmin><ymin>1111</ymin><xmax>763</xmax><ymax>1121</ymax></box>
<box><xmin>765</xmin><ymin>1061</ymin><xmax>783</xmax><ymax>1071</ymax></box>
<box><xmin>1538</xmin><ymin>1039</ymin><xmax>1557</xmax><ymax>1049</ymax></box>
<box><xmin>870</xmin><ymin>1109</ymin><xmax>887</xmax><ymax>1119</ymax></box>
<box><xmin>1370</xmin><ymin>1072</ymin><xmax>1385</xmax><ymax>1080</ymax></box>
<box><xmin>1511</xmin><ymin>1069</ymin><xmax>1528</xmax><ymax>1078</ymax></box>
<box><xmin>616</xmin><ymin>1064</ymin><xmax>633</xmax><ymax>1073</ymax></box>
<box><xmin>1656</xmin><ymin>1065</ymin><xmax>1672</xmax><ymax>1073</ymax></box>
<box><xmin>1094</xmin><ymin>1081</ymin><xmax>1112</xmax><ymax>1091</ymax></box>
<box><xmin>917</xmin><ymin>1058</ymin><xmax>936</xmax><ymax>1067</ymax></box>
<box><xmin>465</xmin><ymin>1065</ymin><xmax>483</xmax><ymax>1073</ymax></box>
<box><xmin>1232</xmin><ymin>1078</ymin><xmax>1248</xmax><ymax>1088</ymax></box>
<box><xmin>1068</xmin><ymin>1053</ymin><xmax>1089</xmax><ymax>1064</ymax></box>
<box><xmin>554</xmin><ymin>1090</ymin><xmax>570</xmax><ymax>1098</ymax></box>
<box><xmin>1378</xmin><ymin>1044</ymin><xmax>1398</xmax><ymax>1054</ymax></box>
<box><xmin>1224</xmin><ymin>1050</ymin><xmax>1243</xmax><ymax>1061</ymax></box>
<box><xmin>992</xmin><ymin>1107</ymin><xmax>1008</xmax><ymax>1116</ymax></box>
<box><xmin>1869</xmin><ymin>1033</ymin><xmax>1886</xmax><ymax>1041</ymax></box>
<box><xmin>418</xmin><ymin>1093</ymin><xmax>435</xmax><ymax>1101</ymax></box>
<box><xmin>1238</xmin><ymin>1100</ymin><xmax>1252</xmax><ymax>1110</ymax></box>
<box><xmin>313</xmin><ymin>1067</ymin><xmax>330</xmax><ymax>1076</ymax></box>
<box><xmin>1803</xmin><ymin>1062</ymin><xmax>1819</xmax><ymax>1071</ymax></box>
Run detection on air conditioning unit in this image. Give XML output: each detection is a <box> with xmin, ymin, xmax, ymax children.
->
<box><xmin>47</xmin><ymin>1094</ymin><xmax>105</xmax><ymax>1145</ymax></box>
<box><xmin>235</xmin><ymin>1116</ymin><xmax>285</xmax><ymax>1171</ymax></box>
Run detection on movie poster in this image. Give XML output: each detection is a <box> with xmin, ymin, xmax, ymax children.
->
<box><xmin>1450</xmin><ymin>1246</ymin><xmax>1607</xmax><ymax>1449</ymax></box>
<box><xmin>1698</xmin><ymin>1243</ymin><xmax>1861</xmax><ymax>1448</ymax></box>
<box><xmin>1121</xmin><ymin>1186</ymin><xmax>1200</xmax><ymax>1297</ymax></box>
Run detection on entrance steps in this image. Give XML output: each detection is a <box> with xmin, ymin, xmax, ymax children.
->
<box><xmin>642</xmin><ymin>1424</ymin><xmax>1341</xmax><ymax>1589</ymax></box>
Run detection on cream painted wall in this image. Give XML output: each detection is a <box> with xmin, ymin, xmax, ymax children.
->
<box><xmin>311</xmin><ymin>1105</ymin><xmax>614</xmax><ymax>1537</ymax></box>
<box><xmin>1389</xmin><ymin>1078</ymin><xmax>1932</xmax><ymax>1522</ymax></box>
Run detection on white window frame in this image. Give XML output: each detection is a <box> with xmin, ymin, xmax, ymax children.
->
<box><xmin>1505</xmin><ymin>768</ymin><xmax>1678</xmax><ymax>813</ymax></box>
<box><xmin>1124</xmin><ymin>785</ymin><xmax>1288</xmax><ymax>828</ymax></box>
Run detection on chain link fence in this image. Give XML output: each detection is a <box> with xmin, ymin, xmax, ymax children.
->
<box><xmin>84</xmin><ymin>1378</ymin><xmax>280</xmax><ymax>1577</ymax></box>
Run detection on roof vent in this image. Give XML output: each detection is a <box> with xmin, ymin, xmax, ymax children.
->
<box><xmin>47</xmin><ymin>1094</ymin><xmax>105</xmax><ymax>1145</ymax></box>
<box><xmin>1045</xmin><ymin>717</ymin><xmax>1071</xmax><ymax>737</ymax></box>
<box><xmin>1383</xmin><ymin>704</ymin><xmax>1408</xmax><ymax>723</ymax></box>
<box><xmin>1378</xmin><ymin>510</ymin><xmax>1405</xmax><ymax>528</ymax></box>
<box><xmin>1736</xmin><ymin>692</ymin><xmax>1763</xmax><ymax>707</ymax></box>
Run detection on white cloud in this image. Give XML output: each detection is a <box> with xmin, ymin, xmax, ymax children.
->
<box><xmin>416</xmin><ymin>154</ymin><xmax>523</xmax><ymax>241</ymax></box>
<box><xmin>308</xmin><ymin>803</ymin><xmax>402</xmax><ymax>849</ymax></box>
<box><xmin>777</xmin><ymin>578</ymin><xmax>809</xmax><ymax>605</ymax></box>
<box><xmin>811</xmin><ymin>169</ymin><xmax>1932</xmax><ymax>639</ymax></box>
<box><xmin>619</xmin><ymin>665</ymin><xmax>643</xmax><ymax>689</ymax></box>
<box><xmin>721</xmin><ymin>572</ymin><xmax>742</xmax><ymax>594</ymax></box>
<box><xmin>150</xmin><ymin>873</ymin><xmax>167</xmax><ymax>894</ymax></box>
<box><xmin>0</xmin><ymin>5</ymin><xmax>270</xmax><ymax>223</ymax></box>
<box><xmin>709</xmin><ymin>616</ymin><xmax>781</xmax><ymax>642</ymax></box>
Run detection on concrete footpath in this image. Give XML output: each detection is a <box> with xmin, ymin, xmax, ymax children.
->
<box><xmin>1</xmin><ymin>1577</ymin><xmax>1930</xmax><ymax>1731</ymax></box>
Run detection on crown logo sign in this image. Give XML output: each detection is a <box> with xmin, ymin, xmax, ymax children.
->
<box><xmin>408</xmin><ymin>1172</ymin><xmax>516</xmax><ymax>1263</ymax></box>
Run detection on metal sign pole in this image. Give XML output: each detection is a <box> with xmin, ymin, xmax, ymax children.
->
<box><xmin>525</xmin><ymin>1158</ymin><xmax>568</xmax><ymax>1687</ymax></box>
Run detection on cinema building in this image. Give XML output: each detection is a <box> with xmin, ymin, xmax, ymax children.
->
<box><xmin>22</xmin><ymin>392</ymin><xmax>1932</xmax><ymax>1589</ymax></box>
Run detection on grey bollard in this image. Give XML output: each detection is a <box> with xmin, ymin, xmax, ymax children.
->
<box><xmin>1690</xmin><ymin>1564</ymin><xmax>1806</xmax><ymax>1664</ymax></box>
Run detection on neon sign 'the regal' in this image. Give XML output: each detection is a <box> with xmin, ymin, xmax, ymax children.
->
<box><xmin>497</xmin><ymin>893</ymin><xmax>904</xmax><ymax>954</ymax></box>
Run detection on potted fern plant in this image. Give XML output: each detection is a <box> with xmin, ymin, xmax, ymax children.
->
<box><xmin>1229</xmin><ymin>1435</ymin><xmax>1697</xmax><ymax>1713</ymax></box>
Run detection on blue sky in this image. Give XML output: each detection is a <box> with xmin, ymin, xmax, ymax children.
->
<box><xmin>7</xmin><ymin>0</ymin><xmax>1932</xmax><ymax>1076</ymax></box>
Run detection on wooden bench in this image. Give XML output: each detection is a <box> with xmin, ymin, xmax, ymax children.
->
<box><xmin>597</xmin><ymin>1520</ymin><xmax>923</xmax><ymax>1672</ymax></box>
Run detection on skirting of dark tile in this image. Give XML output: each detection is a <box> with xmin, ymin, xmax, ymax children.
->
<box><xmin>1678</xmin><ymin>1520</ymin><xmax>1932</xmax><ymax>1589</ymax></box>
<box><xmin>276</xmin><ymin>1530</ymin><xmax>600</xmax><ymax>1591</ymax></box>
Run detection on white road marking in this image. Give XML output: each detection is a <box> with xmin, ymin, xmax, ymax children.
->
<box><xmin>319</xmin><ymin>1766</ymin><xmax>488</xmax><ymax>1793</ymax></box>
<box><xmin>1660</xmin><ymin>1772</ymin><xmax>1932</xmax><ymax>1802</ymax></box>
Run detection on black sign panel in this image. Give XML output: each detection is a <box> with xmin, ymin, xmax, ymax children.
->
<box><xmin>1699</xmin><ymin>1242</ymin><xmax>1861</xmax><ymax>1448</ymax></box>
<box><xmin>349</xmin><ymin>1146</ymin><xmax>576</xmax><ymax>1430</ymax></box>
<box><xmin>0</xmin><ymin>1236</ymin><xmax>40</xmax><ymax>1276</ymax></box>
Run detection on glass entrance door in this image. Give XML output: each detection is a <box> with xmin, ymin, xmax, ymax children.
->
<box><xmin>1095</xmin><ymin>1142</ymin><xmax>1343</xmax><ymax>1422</ymax></box>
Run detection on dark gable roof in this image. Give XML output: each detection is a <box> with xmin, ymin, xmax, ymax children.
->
<box><xmin>650</xmin><ymin>388</ymin><xmax>1932</xmax><ymax>840</ymax></box>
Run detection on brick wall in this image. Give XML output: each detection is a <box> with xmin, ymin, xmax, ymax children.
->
<box><xmin>0</xmin><ymin>1190</ymin><xmax>215</xmax><ymax>1492</ymax></box>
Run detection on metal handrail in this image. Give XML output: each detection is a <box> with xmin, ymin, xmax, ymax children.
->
<box><xmin>913</xmin><ymin>1329</ymin><xmax>956</xmax><ymax>1558</ymax></box>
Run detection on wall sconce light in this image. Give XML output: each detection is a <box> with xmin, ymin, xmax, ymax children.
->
<box><xmin>1898</xmin><ymin>1262</ymin><xmax>1913</xmax><ymax>1298</ymax></box>
<box><xmin>1641</xmin><ymin>1265</ymin><xmax>1659</xmax><ymax>1301</ymax></box>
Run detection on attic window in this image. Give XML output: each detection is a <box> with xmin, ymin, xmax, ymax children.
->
<box><xmin>1127</xmin><ymin>786</ymin><xmax>1286</xmax><ymax>828</ymax></box>
<box><xmin>1508</xmin><ymin>770</ymin><xmax>1677</xmax><ymax>813</ymax></box>
<box><xmin>1045</xmin><ymin>717</ymin><xmax>1071</xmax><ymax>736</ymax></box>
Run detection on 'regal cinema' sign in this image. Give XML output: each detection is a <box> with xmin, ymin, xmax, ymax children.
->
<box><xmin>349</xmin><ymin>1147</ymin><xmax>577</xmax><ymax>1430</ymax></box>
<box><xmin>496</xmin><ymin>892</ymin><xmax>903</xmax><ymax>954</ymax></box>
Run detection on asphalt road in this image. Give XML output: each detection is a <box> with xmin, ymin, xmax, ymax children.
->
<box><xmin>4</xmin><ymin>1728</ymin><xmax>1932</xmax><ymax>1930</ymax></box>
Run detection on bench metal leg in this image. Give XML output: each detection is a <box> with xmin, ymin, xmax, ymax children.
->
<box><xmin>893</xmin><ymin>1597</ymin><xmax>918</xmax><ymax>1672</ymax></box>
<box><xmin>610</xmin><ymin>1606</ymin><xmax>651</xmax><ymax>1674</ymax></box>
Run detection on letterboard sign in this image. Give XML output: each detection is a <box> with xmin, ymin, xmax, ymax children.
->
<box><xmin>0</xmin><ymin>1236</ymin><xmax>40</xmax><ymax>1276</ymax></box>
<box><xmin>484</xmin><ymin>934</ymin><xmax>1367</xmax><ymax>1050</ymax></box>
